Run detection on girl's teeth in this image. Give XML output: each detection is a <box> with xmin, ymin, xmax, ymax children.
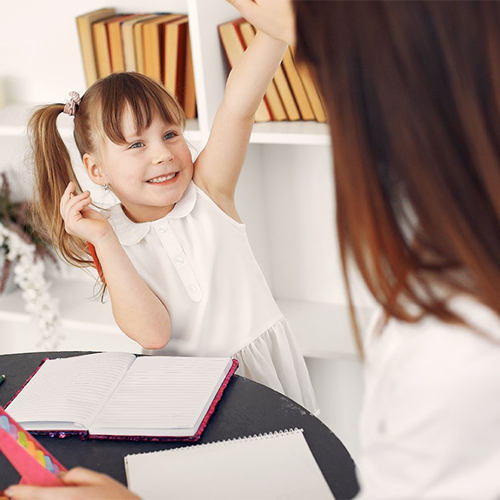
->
<box><xmin>149</xmin><ymin>173</ymin><xmax>176</xmax><ymax>183</ymax></box>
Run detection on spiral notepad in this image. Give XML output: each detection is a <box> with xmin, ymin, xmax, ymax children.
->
<box><xmin>124</xmin><ymin>428</ymin><xmax>335</xmax><ymax>499</ymax></box>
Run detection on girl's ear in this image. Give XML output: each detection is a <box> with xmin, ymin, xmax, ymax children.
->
<box><xmin>83</xmin><ymin>153</ymin><xmax>104</xmax><ymax>186</ymax></box>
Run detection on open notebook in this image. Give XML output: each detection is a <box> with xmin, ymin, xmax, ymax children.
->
<box><xmin>125</xmin><ymin>428</ymin><xmax>335</xmax><ymax>499</ymax></box>
<box><xmin>5</xmin><ymin>352</ymin><xmax>237</xmax><ymax>441</ymax></box>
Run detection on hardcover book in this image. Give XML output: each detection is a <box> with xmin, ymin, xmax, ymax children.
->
<box><xmin>5</xmin><ymin>352</ymin><xmax>237</xmax><ymax>442</ymax></box>
<box><xmin>76</xmin><ymin>8</ymin><xmax>116</xmax><ymax>86</ymax></box>
<box><xmin>218</xmin><ymin>18</ymin><xmax>272</xmax><ymax>123</ymax></box>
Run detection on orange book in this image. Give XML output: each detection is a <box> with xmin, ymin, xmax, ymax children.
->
<box><xmin>282</xmin><ymin>47</ymin><xmax>315</xmax><ymax>121</ymax></box>
<box><xmin>164</xmin><ymin>16</ymin><xmax>189</xmax><ymax>101</ymax></box>
<box><xmin>107</xmin><ymin>14</ymin><xmax>139</xmax><ymax>73</ymax></box>
<box><xmin>237</xmin><ymin>21</ymin><xmax>287</xmax><ymax>122</ymax></box>
<box><xmin>142</xmin><ymin>13</ymin><xmax>183</xmax><ymax>84</ymax></box>
<box><xmin>92</xmin><ymin>15</ymin><xmax>118</xmax><ymax>79</ymax></box>
<box><xmin>218</xmin><ymin>18</ymin><xmax>272</xmax><ymax>123</ymax></box>
<box><xmin>121</xmin><ymin>14</ymin><xmax>157</xmax><ymax>72</ymax></box>
<box><xmin>76</xmin><ymin>8</ymin><xmax>116</xmax><ymax>86</ymax></box>
<box><xmin>271</xmin><ymin>62</ymin><xmax>301</xmax><ymax>121</ymax></box>
<box><xmin>183</xmin><ymin>25</ymin><xmax>197</xmax><ymax>119</ymax></box>
<box><xmin>239</xmin><ymin>23</ymin><xmax>300</xmax><ymax>121</ymax></box>
<box><xmin>133</xmin><ymin>15</ymin><xmax>160</xmax><ymax>74</ymax></box>
<box><xmin>291</xmin><ymin>48</ymin><xmax>327</xmax><ymax>123</ymax></box>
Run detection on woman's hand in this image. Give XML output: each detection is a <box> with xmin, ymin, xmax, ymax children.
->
<box><xmin>5</xmin><ymin>467</ymin><xmax>141</xmax><ymax>500</ymax></box>
<box><xmin>226</xmin><ymin>0</ymin><xmax>295</xmax><ymax>45</ymax></box>
<box><xmin>60</xmin><ymin>182</ymin><xmax>111</xmax><ymax>245</ymax></box>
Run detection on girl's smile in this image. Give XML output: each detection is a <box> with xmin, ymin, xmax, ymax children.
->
<box><xmin>146</xmin><ymin>172</ymin><xmax>178</xmax><ymax>184</ymax></box>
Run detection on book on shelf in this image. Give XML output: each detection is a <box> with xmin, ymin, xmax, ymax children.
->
<box><xmin>75</xmin><ymin>9</ymin><xmax>197</xmax><ymax>118</ymax></box>
<box><xmin>124</xmin><ymin>428</ymin><xmax>334</xmax><ymax>500</ymax></box>
<box><xmin>183</xmin><ymin>25</ymin><xmax>197</xmax><ymax>119</ymax></box>
<box><xmin>218</xmin><ymin>18</ymin><xmax>272</xmax><ymax>123</ymax></box>
<box><xmin>5</xmin><ymin>352</ymin><xmax>237</xmax><ymax>441</ymax></box>
<box><xmin>76</xmin><ymin>8</ymin><xmax>116</xmax><ymax>87</ymax></box>
<box><xmin>237</xmin><ymin>21</ymin><xmax>287</xmax><ymax>122</ymax></box>
<box><xmin>133</xmin><ymin>15</ymin><xmax>158</xmax><ymax>74</ymax></box>
<box><xmin>291</xmin><ymin>48</ymin><xmax>327</xmax><ymax>123</ymax></box>
<box><xmin>142</xmin><ymin>13</ymin><xmax>184</xmax><ymax>84</ymax></box>
<box><xmin>163</xmin><ymin>15</ymin><xmax>189</xmax><ymax>103</ymax></box>
<box><xmin>121</xmin><ymin>14</ymin><xmax>157</xmax><ymax>72</ymax></box>
<box><xmin>92</xmin><ymin>15</ymin><xmax>117</xmax><ymax>79</ymax></box>
<box><xmin>282</xmin><ymin>47</ymin><xmax>315</xmax><ymax>121</ymax></box>
<box><xmin>106</xmin><ymin>14</ymin><xmax>141</xmax><ymax>73</ymax></box>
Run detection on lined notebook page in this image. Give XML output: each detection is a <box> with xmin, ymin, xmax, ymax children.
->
<box><xmin>6</xmin><ymin>352</ymin><xmax>135</xmax><ymax>429</ymax></box>
<box><xmin>125</xmin><ymin>428</ymin><xmax>335</xmax><ymax>500</ymax></box>
<box><xmin>90</xmin><ymin>356</ymin><xmax>231</xmax><ymax>435</ymax></box>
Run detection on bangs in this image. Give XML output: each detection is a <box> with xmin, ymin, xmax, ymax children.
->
<box><xmin>92</xmin><ymin>72</ymin><xmax>185</xmax><ymax>144</ymax></box>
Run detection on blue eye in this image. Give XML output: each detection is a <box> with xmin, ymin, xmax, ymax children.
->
<box><xmin>130</xmin><ymin>142</ymin><xmax>144</xmax><ymax>149</ymax></box>
<box><xmin>164</xmin><ymin>132</ymin><xmax>176</xmax><ymax>140</ymax></box>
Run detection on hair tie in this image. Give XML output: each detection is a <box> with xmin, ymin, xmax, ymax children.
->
<box><xmin>63</xmin><ymin>91</ymin><xmax>81</xmax><ymax>116</ymax></box>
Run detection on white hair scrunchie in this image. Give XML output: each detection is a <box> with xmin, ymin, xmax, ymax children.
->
<box><xmin>63</xmin><ymin>91</ymin><xmax>81</xmax><ymax>116</ymax></box>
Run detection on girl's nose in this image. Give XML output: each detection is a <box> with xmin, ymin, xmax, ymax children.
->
<box><xmin>154</xmin><ymin>145</ymin><xmax>174</xmax><ymax>164</ymax></box>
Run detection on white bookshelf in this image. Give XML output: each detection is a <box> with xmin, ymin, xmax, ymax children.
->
<box><xmin>0</xmin><ymin>0</ymin><xmax>374</xmax><ymax>358</ymax></box>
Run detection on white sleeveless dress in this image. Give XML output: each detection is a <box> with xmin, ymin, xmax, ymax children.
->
<box><xmin>104</xmin><ymin>181</ymin><xmax>319</xmax><ymax>415</ymax></box>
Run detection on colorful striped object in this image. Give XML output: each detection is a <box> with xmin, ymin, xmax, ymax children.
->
<box><xmin>0</xmin><ymin>406</ymin><xmax>66</xmax><ymax>485</ymax></box>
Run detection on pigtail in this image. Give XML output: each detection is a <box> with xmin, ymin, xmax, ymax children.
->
<box><xmin>28</xmin><ymin>104</ymin><xmax>89</xmax><ymax>268</ymax></box>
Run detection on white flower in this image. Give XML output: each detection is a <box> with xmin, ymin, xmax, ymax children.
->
<box><xmin>0</xmin><ymin>221</ymin><xmax>61</xmax><ymax>349</ymax></box>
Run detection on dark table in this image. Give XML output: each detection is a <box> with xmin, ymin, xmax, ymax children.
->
<box><xmin>0</xmin><ymin>351</ymin><xmax>360</xmax><ymax>499</ymax></box>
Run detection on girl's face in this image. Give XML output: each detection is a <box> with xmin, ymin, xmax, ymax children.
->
<box><xmin>90</xmin><ymin>109</ymin><xmax>194</xmax><ymax>223</ymax></box>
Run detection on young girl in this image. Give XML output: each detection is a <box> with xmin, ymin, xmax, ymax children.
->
<box><xmin>28</xmin><ymin>27</ymin><xmax>318</xmax><ymax>414</ymax></box>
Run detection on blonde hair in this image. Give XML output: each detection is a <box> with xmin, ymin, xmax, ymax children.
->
<box><xmin>29</xmin><ymin>72</ymin><xmax>185</xmax><ymax>276</ymax></box>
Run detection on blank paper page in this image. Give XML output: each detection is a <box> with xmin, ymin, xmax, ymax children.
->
<box><xmin>125</xmin><ymin>428</ymin><xmax>335</xmax><ymax>499</ymax></box>
<box><xmin>91</xmin><ymin>356</ymin><xmax>231</xmax><ymax>435</ymax></box>
<box><xmin>6</xmin><ymin>352</ymin><xmax>135</xmax><ymax>429</ymax></box>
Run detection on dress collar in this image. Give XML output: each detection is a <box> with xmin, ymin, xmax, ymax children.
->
<box><xmin>105</xmin><ymin>181</ymin><xmax>197</xmax><ymax>246</ymax></box>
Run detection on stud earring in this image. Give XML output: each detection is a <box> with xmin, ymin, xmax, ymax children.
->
<box><xmin>102</xmin><ymin>182</ymin><xmax>109</xmax><ymax>191</ymax></box>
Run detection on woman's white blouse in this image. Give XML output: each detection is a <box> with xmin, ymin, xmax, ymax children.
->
<box><xmin>356</xmin><ymin>296</ymin><xmax>500</xmax><ymax>499</ymax></box>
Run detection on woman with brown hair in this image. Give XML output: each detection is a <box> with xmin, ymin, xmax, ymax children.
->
<box><xmin>8</xmin><ymin>0</ymin><xmax>500</xmax><ymax>498</ymax></box>
<box><xmin>231</xmin><ymin>1</ymin><xmax>500</xmax><ymax>498</ymax></box>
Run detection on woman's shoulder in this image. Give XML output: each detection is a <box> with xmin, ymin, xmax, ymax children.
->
<box><xmin>366</xmin><ymin>295</ymin><xmax>500</xmax><ymax>401</ymax></box>
<box><xmin>368</xmin><ymin>295</ymin><xmax>500</xmax><ymax>356</ymax></box>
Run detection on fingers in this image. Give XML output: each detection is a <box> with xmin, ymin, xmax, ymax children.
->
<box><xmin>225</xmin><ymin>0</ymin><xmax>295</xmax><ymax>45</ymax></box>
<box><xmin>3</xmin><ymin>484</ymin><xmax>67</xmax><ymax>500</ymax></box>
<box><xmin>60</xmin><ymin>183</ymin><xmax>92</xmax><ymax>220</ymax></box>
<box><xmin>226</xmin><ymin>0</ymin><xmax>258</xmax><ymax>21</ymax></box>
<box><xmin>6</xmin><ymin>485</ymin><xmax>91</xmax><ymax>500</ymax></box>
<box><xmin>5</xmin><ymin>468</ymin><xmax>138</xmax><ymax>500</ymax></box>
<box><xmin>60</xmin><ymin>467</ymin><xmax>109</xmax><ymax>486</ymax></box>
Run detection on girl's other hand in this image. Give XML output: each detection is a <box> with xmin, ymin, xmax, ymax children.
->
<box><xmin>5</xmin><ymin>467</ymin><xmax>141</xmax><ymax>500</ymax></box>
<box><xmin>226</xmin><ymin>0</ymin><xmax>295</xmax><ymax>45</ymax></box>
<box><xmin>60</xmin><ymin>182</ymin><xmax>111</xmax><ymax>245</ymax></box>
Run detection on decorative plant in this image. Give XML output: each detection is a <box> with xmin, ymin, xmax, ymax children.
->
<box><xmin>0</xmin><ymin>172</ymin><xmax>62</xmax><ymax>349</ymax></box>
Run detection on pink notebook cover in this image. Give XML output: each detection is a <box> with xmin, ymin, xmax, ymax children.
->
<box><xmin>5</xmin><ymin>357</ymin><xmax>238</xmax><ymax>443</ymax></box>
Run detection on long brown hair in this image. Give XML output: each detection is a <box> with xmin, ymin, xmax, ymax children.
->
<box><xmin>294</xmin><ymin>1</ymin><xmax>500</xmax><ymax>351</ymax></box>
<box><xmin>29</xmin><ymin>72</ymin><xmax>185</xmax><ymax>275</ymax></box>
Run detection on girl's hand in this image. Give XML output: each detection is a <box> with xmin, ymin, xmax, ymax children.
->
<box><xmin>60</xmin><ymin>182</ymin><xmax>111</xmax><ymax>244</ymax></box>
<box><xmin>226</xmin><ymin>0</ymin><xmax>295</xmax><ymax>45</ymax></box>
<box><xmin>5</xmin><ymin>467</ymin><xmax>141</xmax><ymax>500</ymax></box>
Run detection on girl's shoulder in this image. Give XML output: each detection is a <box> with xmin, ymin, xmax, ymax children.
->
<box><xmin>192</xmin><ymin>181</ymin><xmax>245</xmax><ymax>228</ymax></box>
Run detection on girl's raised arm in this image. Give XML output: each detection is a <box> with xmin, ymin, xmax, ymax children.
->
<box><xmin>193</xmin><ymin>25</ymin><xmax>287</xmax><ymax>220</ymax></box>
